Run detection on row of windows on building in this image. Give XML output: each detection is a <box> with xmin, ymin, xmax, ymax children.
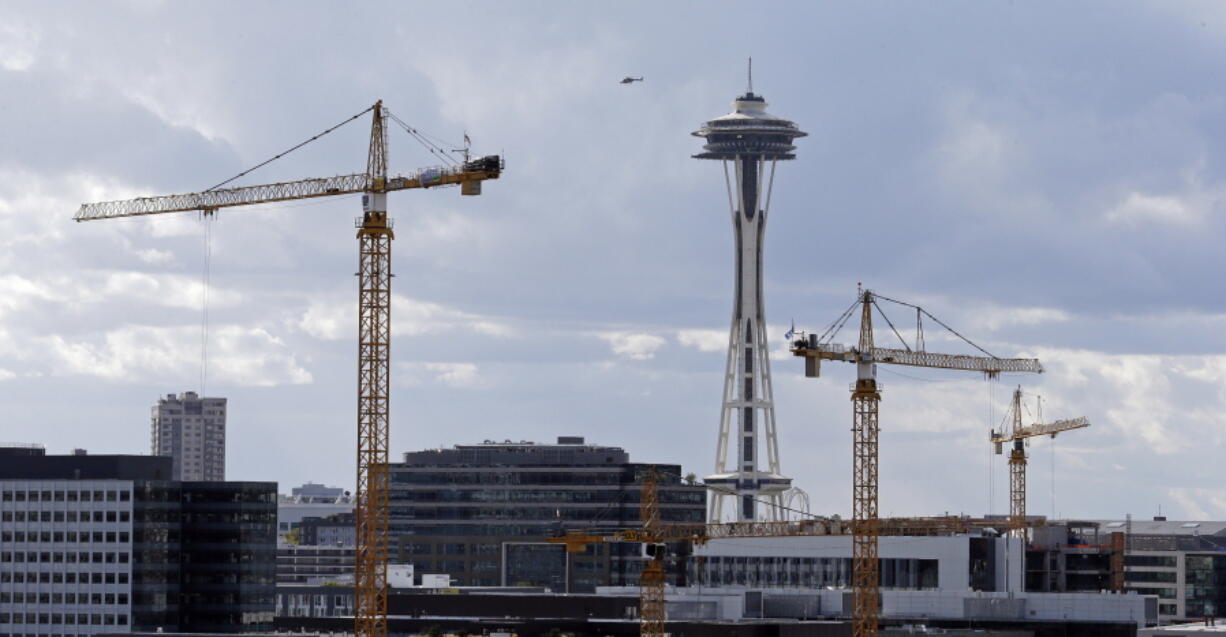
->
<box><xmin>0</xmin><ymin>491</ymin><xmax>130</xmax><ymax>504</ymax></box>
<box><xmin>689</xmin><ymin>557</ymin><xmax>941</xmax><ymax>590</ymax></box>
<box><xmin>1126</xmin><ymin>570</ymin><xmax>1178</xmax><ymax>583</ymax></box>
<box><xmin>1125</xmin><ymin>555</ymin><xmax>1178</xmax><ymax>568</ymax></box>
<box><xmin>393</xmin><ymin>489</ymin><xmax>706</xmax><ymax>504</ymax></box>
<box><xmin>2</xmin><ymin>512</ymin><xmax>131</xmax><ymax>525</ymax></box>
<box><xmin>3</xmin><ymin>531</ymin><xmax>130</xmax><ymax>544</ymax></box>
<box><xmin>0</xmin><ymin>592</ymin><xmax>129</xmax><ymax>605</ymax></box>
<box><xmin>1</xmin><ymin>551</ymin><xmax>130</xmax><ymax>565</ymax></box>
<box><xmin>402</xmin><ymin>542</ymin><xmax>503</xmax><ymax>556</ymax></box>
<box><xmin>391</xmin><ymin>472</ymin><xmax>686</xmax><ymax>486</ymax></box>
<box><xmin>0</xmin><ymin>612</ymin><xmax>128</xmax><ymax>626</ymax></box>
<box><xmin>0</xmin><ymin>571</ymin><xmax>130</xmax><ymax>584</ymax></box>
<box><xmin>279</xmin><ymin>593</ymin><xmax>352</xmax><ymax>618</ymax></box>
<box><xmin>389</xmin><ymin>523</ymin><xmax>686</xmax><ymax>536</ymax></box>
<box><xmin>390</xmin><ymin>507</ymin><xmax>703</xmax><ymax>521</ymax></box>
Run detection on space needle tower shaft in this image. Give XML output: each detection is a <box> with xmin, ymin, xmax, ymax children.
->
<box><xmin>694</xmin><ymin>67</ymin><xmax>806</xmax><ymax>522</ymax></box>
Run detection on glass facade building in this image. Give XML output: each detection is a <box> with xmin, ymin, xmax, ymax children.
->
<box><xmin>0</xmin><ymin>447</ymin><xmax>275</xmax><ymax>636</ymax></box>
<box><xmin>391</xmin><ymin>437</ymin><xmax>706</xmax><ymax>592</ymax></box>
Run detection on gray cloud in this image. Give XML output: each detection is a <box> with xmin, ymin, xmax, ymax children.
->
<box><xmin>0</xmin><ymin>1</ymin><xmax>1222</xmax><ymax>521</ymax></box>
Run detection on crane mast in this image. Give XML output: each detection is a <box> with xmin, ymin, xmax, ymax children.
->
<box><xmin>72</xmin><ymin>101</ymin><xmax>503</xmax><ymax>637</ymax></box>
<box><xmin>850</xmin><ymin>294</ymin><xmax>881</xmax><ymax>637</ymax></box>
<box><xmin>638</xmin><ymin>468</ymin><xmax>666</xmax><ymax>637</ymax></box>
<box><xmin>792</xmin><ymin>289</ymin><xmax>1043</xmax><ymax>637</ymax></box>
<box><xmin>990</xmin><ymin>388</ymin><xmax>1089</xmax><ymax>539</ymax></box>
<box><xmin>355</xmin><ymin>101</ymin><xmax>392</xmax><ymax>637</ymax></box>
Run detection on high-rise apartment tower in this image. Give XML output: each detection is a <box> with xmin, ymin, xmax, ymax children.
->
<box><xmin>694</xmin><ymin>75</ymin><xmax>805</xmax><ymax>522</ymax></box>
<box><xmin>151</xmin><ymin>391</ymin><xmax>227</xmax><ymax>481</ymax></box>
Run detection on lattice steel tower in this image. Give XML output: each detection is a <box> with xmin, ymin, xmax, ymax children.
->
<box><xmin>694</xmin><ymin>69</ymin><xmax>806</xmax><ymax>522</ymax></box>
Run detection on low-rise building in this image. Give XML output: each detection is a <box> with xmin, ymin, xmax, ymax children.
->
<box><xmin>0</xmin><ymin>445</ymin><xmax>277</xmax><ymax>635</ymax></box>
<box><xmin>276</xmin><ymin>483</ymin><xmax>352</xmax><ymax>545</ymax></box>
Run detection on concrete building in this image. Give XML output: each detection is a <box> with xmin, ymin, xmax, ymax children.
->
<box><xmin>391</xmin><ymin>436</ymin><xmax>706</xmax><ymax>592</ymax></box>
<box><xmin>689</xmin><ymin>534</ymin><xmax>1023</xmax><ymax>594</ymax></box>
<box><xmin>150</xmin><ymin>391</ymin><xmax>227</xmax><ymax>481</ymax></box>
<box><xmin>0</xmin><ymin>445</ymin><xmax>277</xmax><ymax>635</ymax></box>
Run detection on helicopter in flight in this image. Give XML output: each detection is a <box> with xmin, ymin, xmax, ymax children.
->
<box><xmin>619</xmin><ymin>76</ymin><xmax>644</xmax><ymax>84</ymax></box>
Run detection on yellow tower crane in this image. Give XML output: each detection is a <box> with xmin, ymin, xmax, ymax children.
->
<box><xmin>790</xmin><ymin>288</ymin><xmax>1044</xmax><ymax>637</ymax></box>
<box><xmin>73</xmin><ymin>101</ymin><xmax>502</xmax><ymax>637</ymax></box>
<box><xmin>991</xmin><ymin>387</ymin><xmax>1090</xmax><ymax>538</ymax></box>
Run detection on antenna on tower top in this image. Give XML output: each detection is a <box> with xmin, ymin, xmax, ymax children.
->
<box><xmin>747</xmin><ymin>57</ymin><xmax>754</xmax><ymax>93</ymax></box>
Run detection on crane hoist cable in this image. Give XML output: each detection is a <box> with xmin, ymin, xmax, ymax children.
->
<box><xmin>198</xmin><ymin>213</ymin><xmax>213</xmax><ymax>395</ymax></box>
<box><xmin>191</xmin><ymin>105</ymin><xmax>376</xmax><ymax>396</ymax></box>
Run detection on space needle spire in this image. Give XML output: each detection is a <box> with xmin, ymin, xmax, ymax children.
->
<box><xmin>693</xmin><ymin>71</ymin><xmax>806</xmax><ymax>522</ymax></box>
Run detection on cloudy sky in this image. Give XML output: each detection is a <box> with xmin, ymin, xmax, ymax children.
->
<box><xmin>3</xmin><ymin>1</ymin><xmax>1226</xmax><ymax>521</ymax></box>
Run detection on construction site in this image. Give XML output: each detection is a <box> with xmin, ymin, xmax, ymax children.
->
<box><xmin>56</xmin><ymin>74</ymin><xmax>1171</xmax><ymax>637</ymax></box>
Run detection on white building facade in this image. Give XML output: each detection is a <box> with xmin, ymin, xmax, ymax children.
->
<box><xmin>0</xmin><ymin>479</ymin><xmax>136</xmax><ymax>635</ymax></box>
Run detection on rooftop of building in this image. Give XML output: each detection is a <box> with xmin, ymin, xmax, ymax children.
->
<box><xmin>402</xmin><ymin>436</ymin><xmax>634</xmax><ymax>466</ymax></box>
<box><xmin>157</xmin><ymin>390</ymin><xmax>226</xmax><ymax>403</ymax></box>
<box><xmin>0</xmin><ymin>442</ymin><xmax>46</xmax><ymax>457</ymax></box>
<box><xmin>0</xmin><ymin>446</ymin><xmax>174</xmax><ymax>480</ymax></box>
<box><xmin>1142</xmin><ymin>620</ymin><xmax>1226</xmax><ymax>633</ymax></box>
<box><xmin>1083</xmin><ymin>519</ymin><xmax>1226</xmax><ymax>537</ymax></box>
<box><xmin>282</xmin><ymin>482</ymin><xmax>350</xmax><ymax>503</ymax></box>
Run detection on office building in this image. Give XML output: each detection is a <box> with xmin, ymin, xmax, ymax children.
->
<box><xmin>1082</xmin><ymin>518</ymin><xmax>1226</xmax><ymax>624</ymax></box>
<box><xmin>150</xmin><ymin>391</ymin><xmax>227</xmax><ymax>481</ymax></box>
<box><xmin>0</xmin><ymin>444</ymin><xmax>276</xmax><ymax>635</ymax></box>
<box><xmin>390</xmin><ymin>436</ymin><xmax>706</xmax><ymax>592</ymax></box>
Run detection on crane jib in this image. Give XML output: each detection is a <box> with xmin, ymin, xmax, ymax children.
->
<box><xmin>72</xmin><ymin>157</ymin><xmax>502</xmax><ymax>221</ymax></box>
<box><xmin>789</xmin><ymin>342</ymin><xmax>1043</xmax><ymax>375</ymax></box>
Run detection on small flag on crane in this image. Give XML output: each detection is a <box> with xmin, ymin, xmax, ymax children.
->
<box><xmin>463</xmin><ymin>132</ymin><xmax>471</xmax><ymax>147</ymax></box>
<box><xmin>784</xmin><ymin>320</ymin><xmax>796</xmax><ymax>341</ymax></box>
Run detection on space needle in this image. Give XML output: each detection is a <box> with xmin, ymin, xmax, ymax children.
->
<box><xmin>694</xmin><ymin>66</ymin><xmax>807</xmax><ymax>522</ymax></box>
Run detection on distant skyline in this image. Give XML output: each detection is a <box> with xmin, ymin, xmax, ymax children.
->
<box><xmin>2</xmin><ymin>1</ymin><xmax>1226</xmax><ymax>521</ymax></box>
